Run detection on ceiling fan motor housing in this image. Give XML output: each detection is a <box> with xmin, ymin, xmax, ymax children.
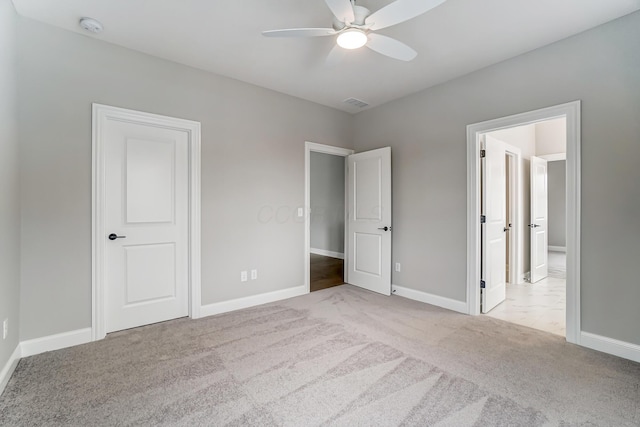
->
<box><xmin>333</xmin><ymin>5</ymin><xmax>370</xmax><ymax>29</ymax></box>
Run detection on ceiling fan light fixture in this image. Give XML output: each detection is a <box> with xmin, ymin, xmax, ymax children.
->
<box><xmin>337</xmin><ymin>29</ymin><xmax>367</xmax><ymax>49</ymax></box>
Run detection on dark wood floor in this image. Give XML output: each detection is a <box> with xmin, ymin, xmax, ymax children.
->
<box><xmin>310</xmin><ymin>254</ymin><xmax>344</xmax><ymax>292</ymax></box>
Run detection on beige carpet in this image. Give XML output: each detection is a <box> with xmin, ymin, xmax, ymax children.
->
<box><xmin>1</xmin><ymin>285</ymin><xmax>639</xmax><ymax>426</ymax></box>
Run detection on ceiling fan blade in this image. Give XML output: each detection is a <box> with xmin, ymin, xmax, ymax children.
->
<box><xmin>365</xmin><ymin>0</ymin><xmax>446</xmax><ymax>31</ymax></box>
<box><xmin>262</xmin><ymin>28</ymin><xmax>337</xmax><ymax>38</ymax></box>
<box><xmin>325</xmin><ymin>45</ymin><xmax>347</xmax><ymax>66</ymax></box>
<box><xmin>366</xmin><ymin>33</ymin><xmax>417</xmax><ymax>61</ymax></box>
<box><xmin>324</xmin><ymin>0</ymin><xmax>355</xmax><ymax>23</ymax></box>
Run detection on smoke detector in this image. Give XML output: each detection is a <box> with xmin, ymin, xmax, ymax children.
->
<box><xmin>79</xmin><ymin>17</ymin><xmax>103</xmax><ymax>34</ymax></box>
<box><xmin>343</xmin><ymin>98</ymin><xmax>369</xmax><ymax>109</ymax></box>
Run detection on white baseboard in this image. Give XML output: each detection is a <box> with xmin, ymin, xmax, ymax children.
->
<box><xmin>200</xmin><ymin>285</ymin><xmax>308</xmax><ymax>318</ymax></box>
<box><xmin>20</xmin><ymin>328</ymin><xmax>92</xmax><ymax>358</ymax></box>
<box><xmin>549</xmin><ymin>246</ymin><xmax>567</xmax><ymax>253</ymax></box>
<box><xmin>392</xmin><ymin>285</ymin><xmax>468</xmax><ymax>314</ymax></box>
<box><xmin>0</xmin><ymin>344</ymin><xmax>21</xmax><ymax>396</ymax></box>
<box><xmin>580</xmin><ymin>332</ymin><xmax>640</xmax><ymax>364</ymax></box>
<box><xmin>310</xmin><ymin>248</ymin><xmax>344</xmax><ymax>259</ymax></box>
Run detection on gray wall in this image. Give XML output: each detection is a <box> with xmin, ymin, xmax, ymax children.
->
<box><xmin>548</xmin><ymin>161</ymin><xmax>567</xmax><ymax>248</ymax></box>
<box><xmin>17</xmin><ymin>18</ymin><xmax>352</xmax><ymax>341</ymax></box>
<box><xmin>0</xmin><ymin>0</ymin><xmax>20</xmax><ymax>372</ymax></box>
<box><xmin>310</xmin><ymin>152</ymin><xmax>345</xmax><ymax>254</ymax></box>
<box><xmin>353</xmin><ymin>11</ymin><xmax>640</xmax><ymax>345</ymax></box>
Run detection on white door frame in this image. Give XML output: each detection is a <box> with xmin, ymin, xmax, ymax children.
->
<box><xmin>304</xmin><ymin>141</ymin><xmax>354</xmax><ymax>293</ymax></box>
<box><xmin>91</xmin><ymin>104</ymin><xmax>201</xmax><ymax>341</ymax></box>
<box><xmin>467</xmin><ymin>101</ymin><xmax>581</xmax><ymax>344</ymax></box>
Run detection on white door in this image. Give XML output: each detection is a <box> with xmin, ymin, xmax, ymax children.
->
<box><xmin>530</xmin><ymin>156</ymin><xmax>548</xmax><ymax>283</ymax></box>
<box><xmin>346</xmin><ymin>147</ymin><xmax>392</xmax><ymax>295</ymax></box>
<box><xmin>481</xmin><ymin>135</ymin><xmax>507</xmax><ymax>313</ymax></box>
<box><xmin>104</xmin><ymin>119</ymin><xmax>189</xmax><ymax>333</ymax></box>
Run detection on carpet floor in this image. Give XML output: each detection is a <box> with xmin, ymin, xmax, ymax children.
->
<box><xmin>1</xmin><ymin>285</ymin><xmax>639</xmax><ymax>426</ymax></box>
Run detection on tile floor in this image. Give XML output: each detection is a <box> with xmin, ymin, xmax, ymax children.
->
<box><xmin>485</xmin><ymin>251</ymin><xmax>566</xmax><ymax>336</ymax></box>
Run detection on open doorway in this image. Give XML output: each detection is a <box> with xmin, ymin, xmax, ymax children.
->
<box><xmin>467</xmin><ymin>101</ymin><xmax>581</xmax><ymax>344</ymax></box>
<box><xmin>481</xmin><ymin>118</ymin><xmax>567</xmax><ymax>336</ymax></box>
<box><xmin>304</xmin><ymin>142</ymin><xmax>353</xmax><ymax>293</ymax></box>
<box><xmin>305</xmin><ymin>143</ymin><xmax>393</xmax><ymax>295</ymax></box>
<box><xmin>309</xmin><ymin>151</ymin><xmax>346</xmax><ymax>292</ymax></box>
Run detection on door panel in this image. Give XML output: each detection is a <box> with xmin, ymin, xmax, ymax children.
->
<box><xmin>481</xmin><ymin>135</ymin><xmax>507</xmax><ymax>313</ymax></box>
<box><xmin>105</xmin><ymin>120</ymin><xmax>189</xmax><ymax>333</ymax></box>
<box><xmin>530</xmin><ymin>156</ymin><xmax>548</xmax><ymax>283</ymax></box>
<box><xmin>347</xmin><ymin>147</ymin><xmax>391</xmax><ymax>295</ymax></box>
<box><xmin>354</xmin><ymin>157</ymin><xmax>382</xmax><ymax>220</ymax></box>
<box><xmin>354</xmin><ymin>232</ymin><xmax>382</xmax><ymax>275</ymax></box>
<box><xmin>124</xmin><ymin>243</ymin><xmax>176</xmax><ymax>305</ymax></box>
<box><xmin>126</xmin><ymin>138</ymin><xmax>175</xmax><ymax>223</ymax></box>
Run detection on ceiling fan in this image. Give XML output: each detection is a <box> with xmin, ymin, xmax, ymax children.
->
<box><xmin>262</xmin><ymin>0</ymin><xmax>446</xmax><ymax>62</ymax></box>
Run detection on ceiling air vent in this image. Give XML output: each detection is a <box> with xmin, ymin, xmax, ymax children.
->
<box><xmin>343</xmin><ymin>98</ymin><xmax>369</xmax><ymax>108</ymax></box>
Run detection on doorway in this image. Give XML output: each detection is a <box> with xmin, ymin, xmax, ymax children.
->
<box><xmin>481</xmin><ymin>119</ymin><xmax>567</xmax><ymax>336</ymax></box>
<box><xmin>467</xmin><ymin>101</ymin><xmax>581</xmax><ymax>344</ymax></box>
<box><xmin>304</xmin><ymin>142</ymin><xmax>353</xmax><ymax>293</ymax></box>
<box><xmin>309</xmin><ymin>150</ymin><xmax>347</xmax><ymax>292</ymax></box>
<box><xmin>304</xmin><ymin>142</ymin><xmax>393</xmax><ymax>296</ymax></box>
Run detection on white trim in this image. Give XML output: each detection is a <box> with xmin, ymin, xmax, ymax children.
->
<box><xmin>20</xmin><ymin>328</ymin><xmax>92</xmax><ymax>358</ymax></box>
<box><xmin>0</xmin><ymin>345</ymin><xmax>21</xmax><ymax>396</ymax></box>
<box><xmin>580</xmin><ymin>332</ymin><xmax>640</xmax><ymax>364</ymax></box>
<box><xmin>310</xmin><ymin>248</ymin><xmax>345</xmax><ymax>259</ymax></box>
<box><xmin>548</xmin><ymin>246</ymin><xmax>567</xmax><ymax>253</ymax></box>
<box><xmin>91</xmin><ymin>104</ymin><xmax>202</xmax><ymax>340</ymax></box>
<box><xmin>467</xmin><ymin>101</ymin><xmax>581</xmax><ymax>344</ymax></box>
<box><xmin>539</xmin><ymin>153</ymin><xmax>566</xmax><ymax>162</ymax></box>
<box><xmin>200</xmin><ymin>286</ymin><xmax>307</xmax><ymax>318</ymax></box>
<box><xmin>392</xmin><ymin>285</ymin><xmax>467</xmax><ymax>314</ymax></box>
<box><xmin>305</xmin><ymin>142</ymin><xmax>354</xmax><ymax>293</ymax></box>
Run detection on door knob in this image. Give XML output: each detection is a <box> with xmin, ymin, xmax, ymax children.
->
<box><xmin>377</xmin><ymin>226</ymin><xmax>391</xmax><ymax>231</ymax></box>
<box><xmin>528</xmin><ymin>224</ymin><xmax>540</xmax><ymax>228</ymax></box>
<box><xmin>108</xmin><ymin>233</ymin><xmax>126</xmax><ymax>240</ymax></box>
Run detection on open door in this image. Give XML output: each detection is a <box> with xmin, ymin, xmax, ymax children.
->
<box><xmin>530</xmin><ymin>156</ymin><xmax>548</xmax><ymax>283</ymax></box>
<box><xmin>481</xmin><ymin>135</ymin><xmax>507</xmax><ymax>313</ymax></box>
<box><xmin>346</xmin><ymin>147</ymin><xmax>391</xmax><ymax>295</ymax></box>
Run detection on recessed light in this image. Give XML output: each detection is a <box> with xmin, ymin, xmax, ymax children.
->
<box><xmin>79</xmin><ymin>17</ymin><xmax>103</xmax><ymax>34</ymax></box>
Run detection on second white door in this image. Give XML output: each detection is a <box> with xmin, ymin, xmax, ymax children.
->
<box><xmin>530</xmin><ymin>156</ymin><xmax>549</xmax><ymax>283</ymax></box>
<box><xmin>346</xmin><ymin>147</ymin><xmax>392</xmax><ymax>295</ymax></box>
<box><xmin>104</xmin><ymin>116</ymin><xmax>190</xmax><ymax>333</ymax></box>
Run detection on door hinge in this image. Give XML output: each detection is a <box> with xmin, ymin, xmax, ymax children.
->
<box><xmin>480</xmin><ymin>280</ymin><xmax>486</xmax><ymax>289</ymax></box>
<box><xmin>480</xmin><ymin>149</ymin><xmax>486</xmax><ymax>158</ymax></box>
<box><xmin>480</xmin><ymin>215</ymin><xmax>486</xmax><ymax>224</ymax></box>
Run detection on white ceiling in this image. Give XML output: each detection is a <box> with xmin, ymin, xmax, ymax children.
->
<box><xmin>12</xmin><ymin>0</ymin><xmax>640</xmax><ymax>113</ymax></box>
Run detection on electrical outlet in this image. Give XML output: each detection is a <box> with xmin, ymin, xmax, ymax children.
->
<box><xmin>395</xmin><ymin>263</ymin><xmax>401</xmax><ymax>272</ymax></box>
<box><xmin>251</xmin><ymin>269</ymin><xmax>258</xmax><ymax>280</ymax></box>
<box><xmin>240</xmin><ymin>271</ymin><xmax>248</xmax><ymax>282</ymax></box>
<box><xmin>2</xmin><ymin>319</ymin><xmax>7</xmax><ymax>340</ymax></box>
